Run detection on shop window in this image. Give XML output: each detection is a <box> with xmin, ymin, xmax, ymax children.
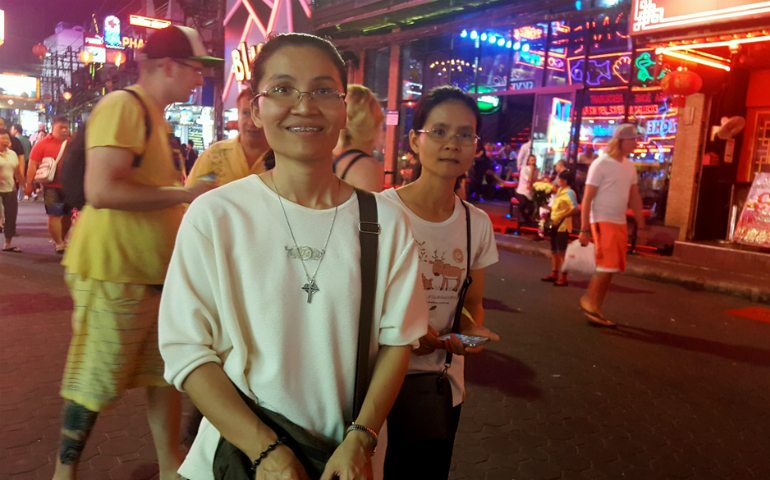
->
<box><xmin>531</xmin><ymin>92</ymin><xmax>576</xmax><ymax>171</ymax></box>
<box><xmin>401</xmin><ymin>40</ymin><xmax>426</xmax><ymax>102</ymax></box>
<box><xmin>423</xmin><ymin>35</ymin><xmax>452</xmax><ymax>93</ymax></box>
<box><xmin>478</xmin><ymin>28</ymin><xmax>512</xmax><ymax>92</ymax></box>
<box><xmin>364</xmin><ymin>46</ymin><xmax>391</xmax><ymax>104</ymax></box>
<box><xmin>509</xmin><ymin>23</ymin><xmax>546</xmax><ymax>91</ymax></box>
<box><xmin>451</xmin><ymin>33</ymin><xmax>479</xmax><ymax>93</ymax></box>
<box><xmin>630</xmin><ymin>87</ymin><xmax>677</xmax><ymax>223</ymax></box>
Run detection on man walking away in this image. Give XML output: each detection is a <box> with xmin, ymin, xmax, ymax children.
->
<box><xmin>11</xmin><ymin>124</ymin><xmax>31</xmax><ymax>201</ymax></box>
<box><xmin>26</xmin><ymin>116</ymin><xmax>71</xmax><ymax>253</ymax></box>
<box><xmin>52</xmin><ymin>26</ymin><xmax>220</xmax><ymax>480</ymax></box>
<box><xmin>185</xmin><ymin>139</ymin><xmax>198</xmax><ymax>175</ymax></box>
<box><xmin>578</xmin><ymin>124</ymin><xmax>646</xmax><ymax>327</ymax></box>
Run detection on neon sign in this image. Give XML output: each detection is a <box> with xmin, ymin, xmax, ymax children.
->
<box><xmin>232</xmin><ymin>42</ymin><xmax>261</xmax><ymax>82</ymax></box>
<box><xmin>121</xmin><ymin>37</ymin><xmax>145</xmax><ymax>49</ymax></box>
<box><xmin>104</xmin><ymin>16</ymin><xmax>123</xmax><ymax>49</ymax></box>
<box><xmin>548</xmin><ymin>97</ymin><xmax>573</xmax><ymax>154</ymax></box>
<box><xmin>514</xmin><ymin>25</ymin><xmax>544</xmax><ymax>41</ymax></box>
<box><xmin>551</xmin><ymin>98</ymin><xmax>572</xmax><ymax>122</ymax></box>
<box><xmin>476</xmin><ymin>86</ymin><xmax>501</xmax><ymax>114</ymax></box>
<box><xmin>631</xmin><ymin>0</ymin><xmax>770</xmax><ymax>35</ymax></box>
<box><xmin>646</xmin><ymin>118</ymin><xmax>677</xmax><ymax>136</ymax></box>
<box><xmin>129</xmin><ymin>15</ymin><xmax>171</xmax><ymax>29</ymax></box>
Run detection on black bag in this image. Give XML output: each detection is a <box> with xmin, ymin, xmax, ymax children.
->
<box><xmin>61</xmin><ymin>89</ymin><xmax>151</xmax><ymax>210</ymax></box>
<box><xmin>213</xmin><ymin>189</ymin><xmax>380</xmax><ymax>480</ymax></box>
<box><xmin>544</xmin><ymin>215</ymin><xmax>565</xmax><ymax>236</ymax></box>
<box><xmin>387</xmin><ymin>200</ymin><xmax>473</xmax><ymax>446</ymax></box>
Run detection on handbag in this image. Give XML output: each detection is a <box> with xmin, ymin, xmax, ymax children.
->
<box><xmin>35</xmin><ymin>140</ymin><xmax>68</xmax><ymax>184</ymax></box>
<box><xmin>544</xmin><ymin>215</ymin><xmax>565</xmax><ymax>236</ymax></box>
<box><xmin>213</xmin><ymin>189</ymin><xmax>380</xmax><ymax>480</ymax></box>
<box><xmin>386</xmin><ymin>199</ymin><xmax>472</xmax><ymax>446</ymax></box>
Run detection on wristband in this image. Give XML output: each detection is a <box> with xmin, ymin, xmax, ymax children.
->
<box><xmin>346</xmin><ymin>424</ymin><xmax>378</xmax><ymax>455</ymax></box>
<box><xmin>251</xmin><ymin>437</ymin><xmax>287</xmax><ymax>473</ymax></box>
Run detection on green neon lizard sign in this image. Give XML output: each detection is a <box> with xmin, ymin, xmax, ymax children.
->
<box><xmin>635</xmin><ymin>52</ymin><xmax>666</xmax><ymax>85</ymax></box>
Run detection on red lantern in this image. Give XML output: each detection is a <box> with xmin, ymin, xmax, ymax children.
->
<box><xmin>33</xmin><ymin>44</ymin><xmax>48</xmax><ymax>60</ymax></box>
<box><xmin>661</xmin><ymin>69</ymin><xmax>703</xmax><ymax>108</ymax></box>
<box><xmin>79</xmin><ymin>50</ymin><xmax>94</xmax><ymax>65</ymax></box>
<box><xmin>114</xmin><ymin>51</ymin><xmax>126</xmax><ymax>68</ymax></box>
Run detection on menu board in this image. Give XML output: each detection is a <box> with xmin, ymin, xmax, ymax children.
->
<box><xmin>733</xmin><ymin>173</ymin><xmax>770</xmax><ymax>248</ymax></box>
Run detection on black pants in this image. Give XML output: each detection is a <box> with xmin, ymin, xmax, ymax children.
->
<box><xmin>1</xmin><ymin>188</ymin><xmax>18</xmax><ymax>240</ymax></box>
<box><xmin>384</xmin><ymin>404</ymin><xmax>463</xmax><ymax>480</ymax></box>
<box><xmin>517</xmin><ymin>193</ymin><xmax>535</xmax><ymax>223</ymax></box>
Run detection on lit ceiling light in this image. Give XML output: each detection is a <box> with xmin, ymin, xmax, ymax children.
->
<box><xmin>514</xmin><ymin>42</ymin><xmax>521</xmax><ymax>50</ymax></box>
<box><xmin>461</xmin><ymin>30</ymin><xmax>468</xmax><ymax>38</ymax></box>
<box><xmin>470</xmin><ymin>30</ymin><xmax>478</xmax><ymax>40</ymax></box>
<box><xmin>506</xmin><ymin>41</ymin><xmax>512</xmax><ymax>48</ymax></box>
<box><xmin>481</xmin><ymin>33</ymin><xmax>488</xmax><ymax>41</ymax></box>
<box><xmin>522</xmin><ymin>43</ymin><xmax>530</xmax><ymax>52</ymax></box>
<box><xmin>656</xmin><ymin>48</ymin><xmax>731</xmax><ymax>71</ymax></box>
<box><xmin>498</xmin><ymin>38</ymin><xmax>506</xmax><ymax>47</ymax></box>
<box><xmin>489</xmin><ymin>35</ymin><xmax>496</xmax><ymax>44</ymax></box>
<box><xmin>7</xmin><ymin>99</ymin><xmax>13</xmax><ymax>106</ymax></box>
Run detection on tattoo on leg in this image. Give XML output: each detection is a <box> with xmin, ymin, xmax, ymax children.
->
<box><xmin>59</xmin><ymin>402</ymin><xmax>98</xmax><ymax>465</ymax></box>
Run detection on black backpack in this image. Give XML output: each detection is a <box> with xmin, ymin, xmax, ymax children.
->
<box><xmin>62</xmin><ymin>89</ymin><xmax>151</xmax><ymax>210</ymax></box>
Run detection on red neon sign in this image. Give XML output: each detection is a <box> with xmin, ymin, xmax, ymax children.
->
<box><xmin>631</xmin><ymin>0</ymin><xmax>770</xmax><ymax>36</ymax></box>
<box><xmin>129</xmin><ymin>15</ymin><xmax>171</xmax><ymax>29</ymax></box>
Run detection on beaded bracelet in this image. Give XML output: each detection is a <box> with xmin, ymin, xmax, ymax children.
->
<box><xmin>251</xmin><ymin>437</ymin><xmax>287</xmax><ymax>474</ymax></box>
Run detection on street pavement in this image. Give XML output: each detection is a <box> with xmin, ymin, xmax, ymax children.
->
<box><xmin>3</xmin><ymin>202</ymin><xmax>770</xmax><ymax>479</ymax></box>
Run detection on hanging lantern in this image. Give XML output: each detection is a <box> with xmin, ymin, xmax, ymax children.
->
<box><xmin>114</xmin><ymin>51</ymin><xmax>126</xmax><ymax>68</ymax></box>
<box><xmin>63</xmin><ymin>92</ymin><xmax>72</xmax><ymax>101</ymax></box>
<box><xmin>660</xmin><ymin>69</ymin><xmax>703</xmax><ymax>108</ymax></box>
<box><xmin>79</xmin><ymin>50</ymin><xmax>94</xmax><ymax>65</ymax></box>
<box><xmin>33</xmin><ymin>44</ymin><xmax>48</xmax><ymax>60</ymax></box>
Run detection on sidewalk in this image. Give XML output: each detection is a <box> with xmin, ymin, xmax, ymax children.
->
<box><xmin>495</xmin><ymin>233</ymin><xmax>770</xmax><ymax>305</ymax></box>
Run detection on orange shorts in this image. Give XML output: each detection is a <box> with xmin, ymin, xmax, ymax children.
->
<box><xmin>591</xmin><ymin>222</ymin><xmax>628</xmax><ymax>273</ymax></box>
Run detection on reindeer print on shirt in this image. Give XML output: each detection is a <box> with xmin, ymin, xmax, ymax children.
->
<box><xmin>429</xmin><ymin>250</ymin><xmax>466</xmax><ymax>292</ymax></box>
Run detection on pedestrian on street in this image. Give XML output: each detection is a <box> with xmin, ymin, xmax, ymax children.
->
<box><xmin>11</xmin><ymin>124</ymin><xmax>31</xmax><ymax>202</ymax></box>
<box><xmin>185</xmin><ymin>139</ymin><xmax>199</xmax><ymax>174</ymax></box>
<box><xmin>333</xmin><ymin>84</ymin><xmax>385</xmax><ymax>192</ymax></box>
<box><xmin>25</xmin><ymin>116</ymin><xmax>71</xmax><ymax>254</ymax></box>
<box><xmin>158</xmin><ymin>33</ymin><xmax>429</xmax><ymax>480</ymax></box>
<box><xmin>0</xmin><ymin>128</ymin><xmax>25</xmax><ymax>252</ymax></box>
<box><xmin>380</xmin><ymin>85</ymin><xmax>500</xmax><ymax>479</ymax></box>
<box><xmin>186</xmin><ymin>87</ymin><xmax>271</xmax><ymax>187</ymax></box>
<box><xmin>579</xmin><ymin>124</ymin><xmax>647</xmax><ymax>327</ymax></box>
<box><xmin>29</xmin><ymin>122</ymin><xmax>47</xmax><ymax>145</ymax></box>
<box><xmin>516</xmin><ymin>134</ymin><xmax>532</xmax><ymax>174</ymax></box>
<box><xmin>51</xmin><ymin>26</ymin><xmax>219</xmax><ymax>480</ymax></box>
<box><xmin>542</xmin><ymin>170</ymin><xmax>578</xmax><ymax>286</ymax></box>
<box><xmin>516</xmin><ymin>154</ymin><xmax>539</xmax><ymax>224</ymax></box>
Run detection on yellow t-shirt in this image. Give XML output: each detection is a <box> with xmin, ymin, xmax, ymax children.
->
<box><xmin>185</xmin><ymin>135</ymin><xmax>267</xmax><ymax>187</ymax></box>
<box><xmin>63</xmin><ymin>85</ymin><xmax>184</xmax><ymax>285</ymax></box>
<box><xmin>550</xmin><ymin>187</ymin><xmax>578</xmax><ymax>233</ymax></box>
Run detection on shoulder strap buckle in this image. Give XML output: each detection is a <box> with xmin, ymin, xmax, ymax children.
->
<box><xmin>358</xmin><ymin>221</ymin><xmax>381</xmax><ymax>235</ymax></box>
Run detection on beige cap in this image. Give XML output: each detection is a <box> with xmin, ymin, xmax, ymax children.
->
<box><xmin>612</xmin><ymin>123</ymin><xmax>638</xmax><ymax>140</ymax></box>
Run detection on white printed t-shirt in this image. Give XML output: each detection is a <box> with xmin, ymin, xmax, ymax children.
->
<box><xmin>516</xmin><ymin>166</ymin><xmax>535</xmax><ymax>199</ymax></box>
<box><xmin>0</xmin><ymin>149</ymin><xmax>19</xmax><ymax>193</ymax></box>
<box><xmin>381</xmin><ymin>189</ymin><xmax>499</xmax><ymax>406</ymax></box>
<box><xmin>586</xmin><ymin>154</ymin><xmax>638</xmax><ymax>225</ymax></box>
<box><xmin>159</xmin><ymin>176</ymin><xmax>429</xmax><ymax>480</ymax></box>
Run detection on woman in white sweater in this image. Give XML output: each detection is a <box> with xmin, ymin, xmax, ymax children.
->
<box><xmin>158</xmin><ymin>33</ymin><xmax>429</xmax><ymax>480</ymax></box>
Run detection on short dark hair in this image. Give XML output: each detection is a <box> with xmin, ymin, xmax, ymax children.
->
<box><xmin>249</xmin><ymin>33</ymin><xmax>347</xmax><ymax>94</ymax></box>
<box><xmin>187</xmin><ymin>140</ymin><xmax>194</xmax><ymax>146</ymax></box>
<box><xmin>53</xmin><ymin>116</ymin><xmax>68</xmax><ymax>125</ymax></box>
<box><xmin>11</xmin><ymin>124</ymin><xmax>23</xmax><ymax>134</ymax></box>
<box><xmin>558</xmin><ymin>169</ymin><xmax>573</xmax><ymax>186</ymax></box>
<box><xmin>0</xmin><ymin>128</ymin><xmax>9</xmax><ymax>138</ymax></box>
<box><xmin>411</xmin><ymin>86</ymin><xmax>482</xmax><ymax>133</ymax></box>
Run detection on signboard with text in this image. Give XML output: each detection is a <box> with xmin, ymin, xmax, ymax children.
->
<box><xmin>631</xmin><ymin>0</ymin><xmax>770</xmax><ymax>36</ymax></box>
<box><xmin>0</xmin><ymin>74</ymin><xmax>39</xmax><ymax>99</ymax></box>
<box><xmin>733</xmin><ymin>173</ymin><xmax>770</xmax><ymax>248</ymax></box>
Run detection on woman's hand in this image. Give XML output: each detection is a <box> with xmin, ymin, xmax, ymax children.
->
<box><xmin>414</xmin><ymin>325</ymin><xmax>444</xmax><ymax>356</ymax></box>
<box><xmin>255</xmin><ymin>444</ymin><xmax>311</xmax><ymax>480</ymax></box>
<box><xmin>320</xmin><ymin>431</ymin><xmax>374</xmax><ymax>480</ymax></box>
<box><xmin>443</xmin><ymin>325</ymin><xmax>500</xmax><ymax>357</ymax></box>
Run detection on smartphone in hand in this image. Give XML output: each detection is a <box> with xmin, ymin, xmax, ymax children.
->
<box><xmin>199</xmin><ymin>172</ymin><xmax>217</xmax><ymax>181</ymax></box>
<box><xmin>437</xmin><ymin>334</ymin><xmax>490</xmax><ymax>348</ymax></box>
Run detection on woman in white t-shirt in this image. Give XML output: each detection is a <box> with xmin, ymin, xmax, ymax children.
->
<box><xmin>516</xmin><ymin>154</ymin><xmax>539</xmax><ymax>223</ymax></box>
<box><xmin>0</xmin><ymin>128</ymin><xmax>25</xmax><ymax>252</ymax></box>
<box><xmin>159</xmin><ymin>33</ymin><xmax>429</xmax><ymax>480</ymax></box>
<box><xmin>380</xmin><ymin>86</ymin><xmax>500</xmax><ymax>479</ymax></box>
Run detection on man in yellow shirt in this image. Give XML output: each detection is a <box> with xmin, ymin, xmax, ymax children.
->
<box><xmin>186</xmin><ymin>87</ymin><xmax>270</xmax><ymax>186</ymax></box>
<box><xmin>54</xmin><ymin>26</ymin><xmax>219</xmax><ymax>480</ymax></box>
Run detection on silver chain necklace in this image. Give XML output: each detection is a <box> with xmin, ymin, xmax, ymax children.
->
<box><xmin>271</xmin><ymin>170</ymin><xmax>340</xmax><ymax>304</ymax></box>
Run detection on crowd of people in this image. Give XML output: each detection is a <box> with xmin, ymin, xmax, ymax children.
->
<box><xmin>0</xmin><ymin>24</ymin><xmax>647</xmax><ymax>480</ymax></box>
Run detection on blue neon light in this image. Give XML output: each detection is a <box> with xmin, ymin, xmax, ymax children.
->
<box><xmin>498</xmin><ymin>38</ymin><xmax>506</xmax><ymax>46</ymax></box>
<box><xmin>514</xmin><ymin>42</ymin><xmax>521</xmax><ymax>50</ymax></box>
<box><xmin>481</xmin><ymin>33</ymin><xmax>488</xmax><ymax>41</ymax></box>
<box><xmin>522</xmin><ymin>43</ymin><xmax>530</xmax><ymax>52</ymax></box>
<box><xmin>461</xmin><ymin>30</ymin><xmax>468</xmax><ymax>38</ymax></box>
<box><xmin>575</xmin><ymin>0</ymin><xmax>582</xmax><ymax>10</ymax></box>
<box><xmin>489</xmin><ymin>35</ymin><xmax>496</xmax><ymax>44</ymax></box>
<box><xmin>506</xmin><ymin>41</ymin><xmax>512</xmax><ymax>48</ymax></box>
<box><xmin>470</xmin><ymin>30</ymin><xmax>478</xmax><ymax>39</ymax></box>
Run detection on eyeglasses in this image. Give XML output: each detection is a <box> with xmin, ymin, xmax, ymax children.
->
<box><xmin>417</xmin><ymin>129</ymin><xmax>480</xmax><ymax>146</ymax></box>
<box><xmin>171</xmin><ymin>59</ymin><xmax>204</xmax><ymax>76</ymax></box>
<box><xmin>254</xmin><ymin>86</ymin><xmax>346</xmax><ymax>107</ymax></box>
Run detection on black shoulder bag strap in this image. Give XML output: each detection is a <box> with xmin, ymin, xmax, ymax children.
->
<box><xmin>123</xmin><ymin>88</ymin><xmax>152</xmax><ymax>168</ymax></box>
<box><xmin>333</xmin><ymin>150</ymin><xmax>369</xmax><ymax>179</ymax></box>
<box><xmin>445</xmin><ymin>199</ymin><xmax>473</xmax><ymax>369</ymax></box>
<box><xmin>352</xmin><ymin>188</ymin><xmax>380</xmax><ymax>421</ymax></box>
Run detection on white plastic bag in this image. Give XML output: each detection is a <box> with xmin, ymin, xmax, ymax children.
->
<box><xmin>562</xmin><ymin>240</ymin><xmax>596</xmax><ymax>275</ymax></box>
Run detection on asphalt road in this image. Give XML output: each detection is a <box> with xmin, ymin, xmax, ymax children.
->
<box><xmin>2</xmin><ymin>202</ymin><xmax>770</xmax><ymax>480</ymax></box>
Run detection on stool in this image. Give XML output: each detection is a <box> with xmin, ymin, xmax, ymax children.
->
<box><xmin>509</xmin><ymin>196</ymin><xmax>519</xmax><ymax>219</ymax></box>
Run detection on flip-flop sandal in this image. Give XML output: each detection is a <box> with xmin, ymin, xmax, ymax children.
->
<box><xmin>2</xmin><ymin>246</ymin><xmax>21</xmax><ymax>253</ymax></box>
<box><xmin>55</xmin><ymin>245</ymin><xmax>66</xmax><ymax>254</ymax></box>
<box><xmin>580</xmin><ymin>305</ymin><xmax>615</xmax><ymax>328</ymax></box>
<box><xmin>553</xmin><ymin>280</ymin><xmax>569</xmax><ymax>287</ymax></box>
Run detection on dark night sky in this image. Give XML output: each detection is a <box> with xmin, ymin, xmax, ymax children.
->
<box><xmin>0</xmin><ymin>0</ymin><xmax>140</xmax><ymax>73</ymax></box>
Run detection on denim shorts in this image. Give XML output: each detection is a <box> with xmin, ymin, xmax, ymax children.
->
<box><xmin>43</xmin><ymin>187</ymin><xmax>73</xmax><ymax>217</ymax></box>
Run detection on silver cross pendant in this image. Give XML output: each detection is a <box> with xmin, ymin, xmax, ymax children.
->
<box><xmin>302</xmin><ymin>280</ymin><xmax>319</xmax><ymax>304</ymax></box>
